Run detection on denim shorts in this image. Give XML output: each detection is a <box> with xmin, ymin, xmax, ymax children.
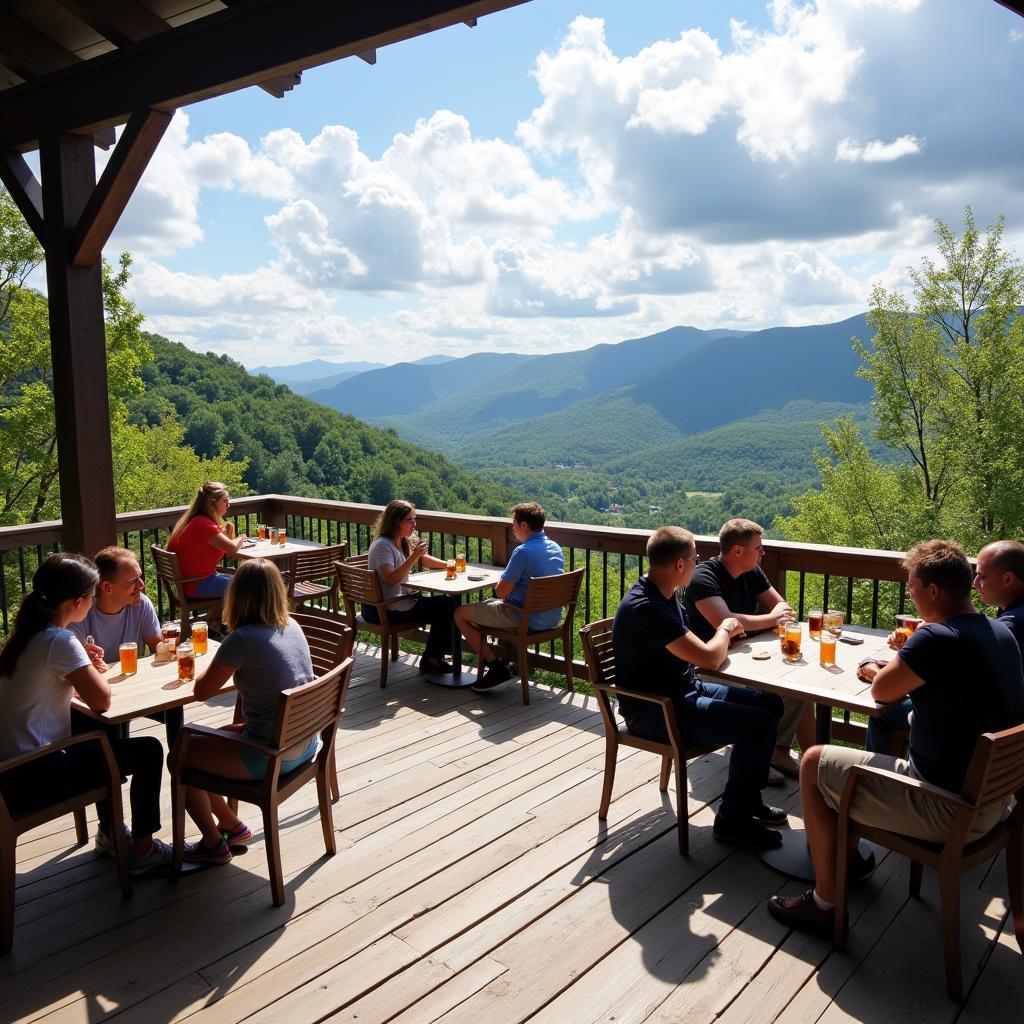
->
<box><xmin>239</xmin><ymin>736</ymin><xmax>318</xmax><ymax>779</ymax></box>
<box><xmin>192</xmin><ymin>572</ymin><xmax>232</xmax><ymax>598</ymax></box>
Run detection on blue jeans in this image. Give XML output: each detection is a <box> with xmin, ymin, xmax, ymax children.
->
<box><xmin>239</xmin><ymin>736</ymin><xmax>319</xmax><ymax>779</ymax></box>
<box><xmin>866</xmin><ymin>698</ymin><xmax>912</xmax><ymax>754</ymax></box>
<box><xmin>623</xmin><ymin>680</ymin><xmax>783</xmax><ymax>819</ymax></box>
<box><xmin>193</xmin><ymin>572</ymin><xmax>232</xmax><ymax>598</ymax></box>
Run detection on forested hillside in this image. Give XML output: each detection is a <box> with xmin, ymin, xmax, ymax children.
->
<box><xmin>131</xmin><ymin>334</ymin><xmax>517</xmax><ymax>516</ymax></box>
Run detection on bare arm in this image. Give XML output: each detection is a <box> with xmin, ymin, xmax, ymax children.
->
<box><xmin>68</xmin><ymin>664</ymin><xmax>112</xmax><ymax>712</ymax></box>
<box><xmin>495</xmin><ymin>579</ymin><xmax>515</xmax><ymax>600</ymax></box>
<box><xmin>143</xmin><ymin>632</ymin><xmax>162</xmax><ymax>655</ymax></box>
<box><xmin>868</xmin><ymin>656</ymin><xmax>924</xmax><ymax>704</ymax></box>
<box><xmin>193</xmin><ymin>659</ymin><xmax>236</xmax><ymax>702</ymax></box>
<box><xmin>207</xmin><ymin>531</ymin><xmax>248</xmax><ymax>556</ymax></box>
<box><xmin>665</xmin><ymin>617</ymin><xmax>744</xmax><ymax>671</ymax></box>
<box><xmin>694</xmin><ymin>592</ymin><xmax>789</xmax><ymax>635</ymax></box>
<box><xmin>379</xmin><ymin>540</ymin><xmax>430</xmax><ymax>586</ymax></box>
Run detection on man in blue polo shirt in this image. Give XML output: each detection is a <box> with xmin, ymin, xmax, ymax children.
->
<box><xmin>455</xmin><ymin>502</ymin><xmax>564</xmax><ymax>692</ymax></box>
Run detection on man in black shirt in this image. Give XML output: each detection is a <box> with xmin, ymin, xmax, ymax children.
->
<box><xmin>867</xmin><ymin>537</ymin><xmax>1024</xmax><ymax>753</ymax></box>
<box><xmin>684</xmin><ymin>519</ymin><xmax>813</xmax><ymax>776</ymax></box>
<box><xmin>613</xmin><ymin>526</ymin><xmax>786</xmax><ymax>851</ymax></box>
<box><xmin>768</xmin><ymin>540</ymin><xmax>1024</xmax><ymax>936</ymax></box>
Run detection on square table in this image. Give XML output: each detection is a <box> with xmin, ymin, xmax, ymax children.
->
<box><xmin>72</xmin><ymin>641</ymin><xmax>226</xmax><ymax>725</ymax></box>
<box><xmin>233</xmin><ymin>536</ymin><xmax>325</xmax><ymax>563</ymax></box>
<box><xmin>404</xmin><ymin>563</ymin><xmax>505</xmax><ymax>688</ymax></box>
<box><xmin>704</xmin><ymin>623</ymin><xmax>894</xmax><ymax>880</ymax></box>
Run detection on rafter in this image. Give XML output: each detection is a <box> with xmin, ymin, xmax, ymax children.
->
<box><xmin>52</xmin><ymin>0</ymin><xmax>170</xmax><ymax>48</ymax></box>
<box><xmin>0</xmin><ymin>149</ymin><xmax>45</xmax><ymax>241</ymax></box>
<box><xmin>0</xmin><ymin>7</ymin><xmax>79</xmax><ymax>80</ymax></box>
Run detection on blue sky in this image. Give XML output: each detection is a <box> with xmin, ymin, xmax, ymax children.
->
<box><xmin>104</xmin><ymin>0</ymin><xmax>1024</xmax><ymax>367</ymax></box>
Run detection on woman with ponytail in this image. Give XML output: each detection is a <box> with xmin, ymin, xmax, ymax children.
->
<box><xmin>0</xmin><ymin>554</ymin><xmax>172</xmax><ymax>874</ymax></box>
<box><xmin>168</xmin><ymin>481</ymin><xmax>249</xmax><ymax>599</ymax></box>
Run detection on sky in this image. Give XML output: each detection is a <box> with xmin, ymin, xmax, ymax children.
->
<box><xmin>84</xmin><ymin>0</ymin><xmax>1024</xmax><ymax>369</ymax></box>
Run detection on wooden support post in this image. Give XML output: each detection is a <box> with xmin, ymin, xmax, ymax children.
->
<box><xmin>39</xmin><ymin>133</ymin><xmax>116</xmax><ymax>555</ymax></box>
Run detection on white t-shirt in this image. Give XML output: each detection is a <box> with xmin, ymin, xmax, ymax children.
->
<box><xmin>0</xmin><ymin>627</ymin><xmax>91</xmax><ymax>759</ymax></box>
<box><xmin>367</xmin><ymin>537</ymin><xmax>416</xmax><ymax>612</ymax></box>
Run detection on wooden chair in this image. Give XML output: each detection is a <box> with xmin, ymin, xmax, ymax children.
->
<box><xmin>170</xmin><ymin>658</ymin><xmax>354</xmax><ymax>907</ymax></box>
<box><xmin>335</xmin><ymin>560</ymin><xmax>428</xmax><ymax>689</ymax></box>
<box><xmin>343</xmin><ymin>553</ymin><xmax>369</xmax><ymax>569</ymax></box>
<box><xmin>475</xmin><ymin>567</ymin><xmax>585</xmax><ymax>705</ymax></box>
<box><xmin>292</xmin><ymin>611</ymin><xmax>353</xmax><ymax>803</ymax></box>
<box><xmin>835</xmin><ymin>723</ymin><xmax>1024</xmax><ymax>1001</ymax></box>
<box><xmin>2</xmin><ymin>732</ymin><xmax>132</xmax><ymax>953</ymax></box>
<box><xmin>150</xmin><ymin>544</ymin><xmax>225</xmax><ymax>638</ymax></box>
<box><xmin>580</xmin><ymin>618</ymin><xmax>721</xmax><ymax>856</ymax></box>
<box><xmin>284</xmin><ymin>543</ymin><xmax>347</xmax><ymax>612</ymax></box>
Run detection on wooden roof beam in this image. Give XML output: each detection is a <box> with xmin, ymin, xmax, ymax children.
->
<box><xmin>69</xmin><ymin>108</ymin><xmax>172</xmax><ymax>267</ymax></box>
<box><xmin>0</xmin><ymin>149</ymin><xmax>45</xmax><ymax>240</ymax></box>
<box><xmin>0</xmin><ymin>0</ymin><xmax>529</xmax><ymax>150</ymax></box>
<box><xmin>52</xmin><ymin>0</ymin><xmax>170</xmax><ymax>48</ymax></box>
<box><xmin>0</xmin><ymin>7</ymin><xmax>79</xmax><ymax>79</ymax></box>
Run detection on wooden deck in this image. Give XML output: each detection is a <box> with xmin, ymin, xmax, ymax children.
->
<box><xmin>4</xmin><ymin>643</ymin><xmax>1021</xmax><ymax>1024</ymax></box>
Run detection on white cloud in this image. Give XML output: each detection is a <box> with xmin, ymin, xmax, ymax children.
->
<box><xmin>835</xmin><ymin>134</ymin><xmax>922</xmax><ymax>162</ymax></box>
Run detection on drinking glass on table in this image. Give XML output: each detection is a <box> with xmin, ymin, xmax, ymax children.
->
<box><xmin>445</xmin><ymin>558</ymin><xmax>457</xmax><ymax>581</ymax></box>
<box><xmin>782</xmin><ymin>622</ymin><xmax>802</xmax><ymax>663</ymax></box>
<box><xmin>823</xmin><ymin>610</ymin><xmax>844</xmax><ymax>637</ymax></box>
<box><xmin>119</xmin><ymin>642</ymin><xmax>138</xmax><ymax>676</ymax></box>
<box><xmin>177</xmin><ymin>642</ymin><xmax>195</xmax><ymax>682</ymax></box>
<box><xmin>161</xmin><ymin>621</ymin><xmax>180</xmax><ymax>654</ymax></box>
<box><xmin>258</xmin><ymin>523</ymin><xmax>267</xmax><ymax>541</ymax></box>
<box><xmin>808</xmin><ymin>609</ymin><xmax>823</xmax><ymax>638</ymax></box>
<box><xmin>455</xmin><ymin>550</ymin><xmax>467</xmax><ymax>574</ymax></box>
<box><xmin>819</xmin><ymin>632</ymin><xmax>837</xmax><ymax>667</ymax></box>
<box><xmin>191</xmin><ymin>621</ymin><xmax>208</xmax><ymax>656</ymax></box>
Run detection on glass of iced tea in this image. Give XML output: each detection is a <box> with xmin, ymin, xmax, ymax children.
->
<box><xmin>258</xmin><ymin>523</ymin><xmax>267</xmax><ymax>541</ymax></box>
<box><xmin>823</xmin><ymin>610</ymin><xmax>844</xmax><ymax>637</ymax></box>
<box><xmin>445</xmin><ymin>558</ymin><xmax>457</xmax><ymax>580</ymax></box>
<box><xmin>278</xmin><ymin>528</ymin><xmax>286</xmax><ymax>547</ymax></box>
<box><xmin>269</xmin><ymin>527</ymin><xmax>278</xmax><ymax>544</ymax></box>
<box><xmin>455</xmin><ymin>550</ymin><xmax>466</xmax><ymax>574</ymax></box>
<box><xmin>808</xmin><ymin>609</ymin><xmax>823</xmax><ymax>638</ymax></box>
<box><xmin>161</xmin><ymin>621</ymin><xmax>180</xmax><ymax>654</ymax></box>
<box><xmin>177</xmin><ymin>641</ymin><xmax>195</xmax><ymax>682</ymax></box>
<box><xmin>224</xmin><ymin>521</ymin><xmax>235</xmax><ymax>540</ymax></box>
<box><xmin>782</xmin><ymin>622</ymin><xmax>802</xmax><ymax>662</ymax></box>
<box><xmin>191</xmin><ymin>621</ymin><xmax>208</xmax><ymax>656</ymax></box>
<box><xmin>819</xmin><ymin>632</ymin><xmax>837</xmax><ymax>667</ymax></box>
<box><xmin>119</xmin><ymin>641</ymin><xmax>138</xmax><ymax>676</ymax></box>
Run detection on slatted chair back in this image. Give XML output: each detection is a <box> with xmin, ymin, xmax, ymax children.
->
<box><xmin>151</xmin><ymin>544</ymin><xmax>186</xmax><ymax>602</ymax></box>
<box><xmin>522</xmin><ymin>567</ymin><xmax>585</xmax><ymax>619</ymax></box>
<box><xmin>291</xmin><ymin>612</ymin><xmax>353</xmax><ymax>676</ymax></box>
<box><xmin>581</xmin><ymin>616</ymin><xmax>620</xmax><ymax>733</ymax></box>
<box><xmin>271</xmin><ymin>659</ymin><xmax>351</xmax><ymax>754</ymax></box>
<box><xmin>961</xmin><ymin>722</ymin><xmax>1024</xmax><ymax>807</ymax></box>
<box><xmin>336</xmin><ymin>561</ymin><xmax>383</xmax><ymax>610</ymax></box>
<box><xmin>344</xmin><ymin>553</ymin><xmax>370</xmax><ymax>569</ymax></box>
<box><xmin>287</xmin><ymin>544</ymin><xmax>347</xmax><ymax>589</ymax></box>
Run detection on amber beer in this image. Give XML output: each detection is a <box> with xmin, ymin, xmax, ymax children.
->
<box><xmin>819</xmin><ymin>632</ymin><xmax>837</xmax><ymax>667</ymax></box>
<box><xmin>782</xmin><ymin>622</ymin><xmax>802</xmax><ymax>662</ymax></box>
<box><xmin>161</xmin><ymin>621</ymin><xmax>180</xmax><ymax>654</ymax></box>
<box><xmin>808</xmin><ymin>609</ymin><xmax>823</xmax><ymax>638</ymax></box>
<box><xmin>278</xmin><ymin>528</ymin><xmax>286</xmax><ymax>546</ymax></box>
<box><xmin>191</xmin><ymin>621</ymin><xmax>208</xmax><ymax>656</ymax></box>
<box><xmin>445</xmin><ymin>559</ymin><xmax>457</xmax><ymax>581</ymax></box>
<box><xmin>269</xmin><ymin>527</ymin><xmax>278</xmax><ymax>544</ymax></box>
<box><xmin>119</xmin><ymin>642</ymin><xmax>138</xmax><ymax>676</ymax></box>
<box><xmin>177</xmin><ymin>642</ymin><xmax>195</xmax><ymax>682</ymax></box>
<box><xmin>455</xmin><ymin>551</ymin><xmax>467</xmax><ymax>574</ymax></box>
<box><xmin>258</xmin><ymin>523</ymin><xmax>267</xmax><ymax>541</ymax></box>
<box><xmin>224</xmin><ymin>521</ymin><xmax>235</xmax><ymax>540</ymax></box>
<box><xmin>823</xmin><ymin>610</ymin><xmax>844</xmax><ymax>637</ymax></box>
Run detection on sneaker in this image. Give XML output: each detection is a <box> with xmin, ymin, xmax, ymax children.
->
<box><xmin>219</xmin><ymin>821</ymin><xmax>253</xmax><ymax>846</ymax></box>
<box><xmin>752</xmin><ymin>802</ymin><xmax>788</xmax><ymax>827</ymax></box>
<box><xmin>471</xmin><ymin>659</ymin><xmax>513</xmax><ymax>693</ymax></box>
<box><xmin>129</xmin><ymin>836</ymin><xmax>174</xmax><ymax>876</ymax></box>
<box><xmin>94</xmin><ymin>824</ymin><xmax>132</xmax><ymax>858</ymax></box>
<box><xmin>183</xmin><ymin>838</ymin><xmax>232</xmax><ymax>866</ymax></box>
<box><xmin>712</xmin><ymin>812</ymin><xmax>783</xmax><ymax>851</ymax></box>
<box><xmin>767</xmin><ymin>889</ymin><xmax>835</xmax><ymax>937</ymax></box>
<box><xmin>419</xmin><ymin>655</ymin><xmax>455</xmax><ymax>675</ymax></box>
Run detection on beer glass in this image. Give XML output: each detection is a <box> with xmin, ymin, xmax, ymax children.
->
<box><xmin>119</xmin><ymin>642</ymin><xmax>138</xmax><ymax>676</ymax></box>
<box><xmin>445</xmin><ymin>558</ymin><xmax>457</xmax><ymax>581</ymax></box>
<box><xmin>191</xmin><ymin>621</ymin><xmax>208</xmax><ymax>656</ymax></box>
<box><xmin>269</xmin><ymin>526</ymin><xmax>279</xmax><ymax>544</ymax></box>
<box><xmin>823</xmin><ymin>610</ymin><xmax>844</xmax><ymax>637</ymax></box>
<box><xmin>808</xmin><ymin>609</ymin><xmax>823</xmax><ymax>638</ymax></box>
<box><xmin>783</xmin><ymin>622</ymin><xmax>802</xmax><ymax>662</ymax></box>
<box><xmin>224</xmin><ymin>521</ymin><xmax>235</xmax><ymax>540</ymax></box>
<box><xmin>819</xmin><ymin>632</ymin><xmax>837</xmax><ymax>667</ymax></box>
<box><xmin>278</xmin><ymin>528</ymin><xmax>286</xmax><ymax>546</ymax></box>
<box><xmin>455</xmin><ymin>551</ymin><xmax>466</xmax><ymax>574</ymax></box>
<box><xmin>161</xmin><ymin>621</ymin><xmax>180</xmax><ymax>654</ymax></box>
<box><xmin>177</xmin><ymin>642</ymin><xmax>195</xmax><ymax>682</ymax></box>
<box><xmin>258</xmin><ymin>523</ymin><xmax>267</xmax><ymax>541</ymax></box>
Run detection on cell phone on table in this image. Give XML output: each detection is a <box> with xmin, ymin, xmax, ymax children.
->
<box><xmin>838</xmin><ymin>635</ymin><xmax>864</xmax><ymax>644</ymax></box>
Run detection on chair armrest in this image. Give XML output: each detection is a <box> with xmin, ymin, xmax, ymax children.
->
<box><xmin>0</xmin><ymin>730</ymin><xmax>115</xmax><ymax>773</ymax></box>
<box><xmin>593</xmin><ymin>683</ymin><xmax>672</xmax><ymax>711</ymax></box>
<box><xmin>840</xmin><ymin>763</ymin><xmax>973</xmax><ymax>815</ymax></box>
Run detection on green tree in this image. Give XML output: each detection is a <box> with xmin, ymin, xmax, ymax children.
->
<box><xmin>784</xmin><ymin>209</ymin><xmax>1024</xmax><ymax>551</ymax></box>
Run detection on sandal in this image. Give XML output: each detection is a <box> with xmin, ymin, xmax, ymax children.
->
<box><xmin>220</xmin><ymin>821</ymin><xmax>253</xmax><ymax>846</ymax></box>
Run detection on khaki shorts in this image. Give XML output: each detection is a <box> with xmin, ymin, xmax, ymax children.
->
<box><xmin>817</xmin><ymin>746</ymin><xmax>1006</xmax><ymax>844</ymax></box>
<box><xmin>468</xmin><ymin>599</ymin><xmax>523</xmax><ymax>630</ymax></box>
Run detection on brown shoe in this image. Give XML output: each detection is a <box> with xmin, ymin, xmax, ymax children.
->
<box><xmin>766</xmin><ymin>889</ymin><xmax>835</xmax><ymax>937</ymax></box>
<box><xmin>763</xmin><ymin>766</ymin><xmax>785</xmax><ymax>787</ymax></box>
<box><xmin>770</xmin><ymin>752</ymin><xmax>801</xmax><ymax>779</ymax></box>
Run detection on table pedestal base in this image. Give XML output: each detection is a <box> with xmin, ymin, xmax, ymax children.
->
<box><xmin>421</xmin><ymin>670</ymin><xmax>476</xmax><ymax>689</ymax></box>
<box><xmin>758</xmin><ymin>830</ymin><xmax>880</xmax><ymax>882</ymax></box>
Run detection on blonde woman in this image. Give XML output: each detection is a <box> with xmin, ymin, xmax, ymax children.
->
<box><xmin>178</xmin><ymin>559</ymin><xmax>315</xmax><ymax>864</ymax></box>
<box><xmin>167</xmin><ymin>481</ymin><xmax>248</xmax><ymax>599</ymax></box>
<box><xmin>366</xmin><ymin>499</ymin><xmax>456</xmax><ymax>674</ymax></box>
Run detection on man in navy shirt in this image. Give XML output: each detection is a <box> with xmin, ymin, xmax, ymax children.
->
<box><xmin>456</xmin><ymin>502</ymin><xmax>565</xmax><ymax>692</ymax></box>
<box><xmin>867</xmin><ymin>538</ymin><xmax>1024</xmax><ymax>753</ymax></box>
<box><xmin>613</xmin><ymin>526</ymin><xmax>786</xmax><ymax>851</ymax></box>
<box><xmin>768</xmin><ymin>540</ymin><xmax>1024</xmax><ymax>936</ymax></box>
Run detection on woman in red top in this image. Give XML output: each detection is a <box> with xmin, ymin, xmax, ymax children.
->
<box><xmin>168</xmin><ymin>482</ymin><xmax>249</xmax><ymax>599</ymax></box>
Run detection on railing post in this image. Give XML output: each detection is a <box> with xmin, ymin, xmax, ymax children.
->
<box><xmin>761</xmin><ymin>549</ymin><xmax>787</xmax><ymax>603</ymax></box>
